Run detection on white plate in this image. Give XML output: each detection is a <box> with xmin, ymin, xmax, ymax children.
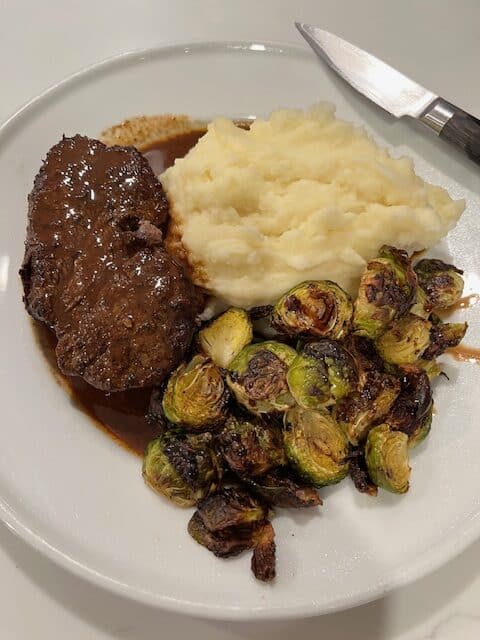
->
<box><xmin>0</xmin><ymin>41</ymin><xmax>479</xmax><ymax>621</ymax></box>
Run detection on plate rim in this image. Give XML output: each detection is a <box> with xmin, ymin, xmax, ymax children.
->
<box><xmin>1</xmin><ymin>38</ymin><xmax>478</xmax><ymax>621</ymax></box>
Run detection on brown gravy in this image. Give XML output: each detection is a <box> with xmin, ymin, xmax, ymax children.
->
<box><xmin>447</xmin><ymin>344</ymin><xmax>480</xmax><ymax>364</ymax></box>
<box><xmin>32</xmin><ymin>130</ymin><xmax>206</xmax><ymax>455</ymax></box>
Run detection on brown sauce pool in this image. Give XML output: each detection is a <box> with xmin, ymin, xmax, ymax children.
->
<box><xmin>33</xmin><ymin>130</ymin><xmax>208</xmax><ymax>456</ymax></box>
<box><xmin>447</xmin><ymin>344</ymin><xmax>480</xmax><ymax>364</ymax></box>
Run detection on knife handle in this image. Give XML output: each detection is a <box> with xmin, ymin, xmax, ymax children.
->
<box><xmin>421</xmin><ymin>98</ymin><xmax>480</xmax><ymax>165</ymax></box>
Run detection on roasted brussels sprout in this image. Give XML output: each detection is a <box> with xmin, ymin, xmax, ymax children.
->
<box><xmin>287</xmin><ymin>340</ymin><xmax>357</xmax><ymax>410</ymax></box>
<box><xmin>386</xmin><ymin>365</ymin><xmax>433</xmax><ymax>445</ymax></box>
<box><xmin>335</xmin><ymin>370</ymin><xmax>400</xmax><ymax>446</ymax></box>
<box><xmin>196</xmin><ymin>487</ymin><xmax>268</xmax><ymax>531</ymax></box>
<box><xmin>242</xmin><ymin>469</ymin><xmax>322</xmax><ymax>508</ymax></box>
<box><xmin>414</xmin><ymin>258</ymin><xmax>464</xmax><ymax>310</ymax></box>
<box><xmin>218</xmin><ymin>414</ymin><xmax>286</xmax><ymax>477</ymax></box>
<box><xmin>251</xmin><ymin>521</ymin><xmax>276</xmax><ymax>582</ymax></box>
<box><xmin>347</xmin><ymin>447</ymin><xmax>378</xmax><ymax>497</ymax></box>
<box><xmin>272</xmin><ymin>280</ymin><xmax>353</xmax><ymax>340</ymax></box>
<box><xmin>365</xmin><ymin>424</ymin><xmax>411</xmax><ymax>494</ymax></box>
<box><xmin>198</xmin><ymin>307</ymin><xmax>253</xmax><ymax>368</ymax></box>
<box><xmin>143</xmin><ymin>431</ymin><xmax>221</xmax><ymax>507</ymax></box>
<box><xmin>353</xmin><ymin>245</ymin><xmax>417</xmax><ymax>338</ymax></box>
<box><xmin>410</xmin><ymin>286</ymin><xmax>432</xmax><ymax>320</ymax></box>
<box><xmin>422</xmin><ymin>321</ymin><xmax>468</xmax><ymax>360</ymax></box>
<box><xmin>188</xmin><ymin>510</ymin><xmax>258</xmax><ymax>557</ymax></box>
<box><xmin>227</xmin><ymin>341</ymin><xmax>297</xmax><ymax>415</ymax></box>
<box><xmin>163</xmin><ymin>354</ymin><xmax>228</xmax><ymax>429</ymax></box>
<box><xmin>375</xmin><ymin>314</ymin><xmax>432</xmax><ymax>365</ymax></box>
<box><xmin>283</xmin><ymin>406</ymin><xmax>349</xmax><ymax>487</ymax></box>
<box><xmin>408</xmin><ymin>404</ymin><xmax>433</xmax><ymax>449</ymax></box>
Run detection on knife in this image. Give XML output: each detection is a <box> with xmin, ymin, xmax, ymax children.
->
<box><xmin>296</xmin><ymin>22</ymin><xmax>480</xmax><ymax>165</ymax></box>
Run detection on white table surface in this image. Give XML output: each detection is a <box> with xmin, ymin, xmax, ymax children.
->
<box><xmin>1</xmin><ymin>0</ymin><xmax>480</xmax><ymax>637</ymax></box>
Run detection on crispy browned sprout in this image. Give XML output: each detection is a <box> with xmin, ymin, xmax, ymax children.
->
<box><xmin>218</xmin><ymin>414</ymin><xmax>286</xmax><ymax>477</ymax></box>
<box><xmin>375</xmin><ymin>313</ymin><xmax>432</xmax><ymax>365</ymax></box>
<box><xmin>410</xmin><ymin>286</ymin><xmax>432</xmax><ymax>319</ymax></box>
<box><xmin>188</xmin><ymin>487</ymin><xmax>276</xmax><ymax>582</ymax></box>
<box><xmin>143</xmin><ymin>431</ymin><xmax>221</xmax><ymax>507</ymax></box>
<box><xmin>197</xmin><ymin>487</ymin><xmax>268</xmax><ymax>531</ymax></box>
<box><xmin>198</xmin><ymin>307</ymin><xmax>253</xmax><ymax>368</ymax></box>
<box><xmin>272</xmin><ymin>280</ymin><xmax>353</xmax><ymax>340</ymax></box>
<box><xmin>162</xmin><ymin>354</ymin><xmax>228</xmax><ymax>430</ymax></box>
<box><xmin>335</xmin><ymin>370</ymin><xmax>401</xmax><ymax>446</ymax></box>
<box><xmin>353</xmin><ymin>245</ymin><xmax>417</xmax><ymax>338</ymax></box>
<box><xmin>251</xmin><ymin>521</ymin><xmax>276</xmax><ymax>582</ymax></box>
<box><xmin>241</xmin><ymin>468</ymin><xmax>322</xmax><ymax>508</ymax></box>
<box><xmin>287</xmin><ymin>340</ymin><xmax>357</xmax><ymax>410</ymax></box>
<box><xmin>365</xmin><ymin>424</ymin><xmax>411</xmax><ymax>494</ymax></box>
<box><xmin>347</xmin><ymin>447</ymin><xmax>378</xmax><ymax>497</ymax></box>
<box><xmin>422</xmin><ymin>320</ymin><xmax>468</xmax><ymax>360</ymax></box>
<box><xmin>227</xmin><ymin>341</ymin><xmax>297</xmax><ymax>415</ymax></box>
<box><xmin>385</xmin><ymin>365</ymin><xmax>433</xmax><ymax>446</ymax></box>
<box><xmin>414</xmin><ymin>258</ymin><xmax>464</xmax><ymax>310</ymax></box>
<box><xmin>283</xmin><ymin>406</ymin><xmax>349</xmax><ymax>487</ymax></box>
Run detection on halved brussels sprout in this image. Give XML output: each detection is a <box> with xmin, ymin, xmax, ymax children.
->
<box><xmin>283</xmin><ymin>406</ymin><xmax>349</xmax><ymax>487</ymax></box>
<box><xmin>188</xmin><ymin>510</ymin><xmax>257</xmax><ymax>557</ymax></box>
<box><xmin>335</xmin><ymin>370</ymin><xmax>401</xmax><ymax>446</ymax></box>
<box><xmin>410</xmin><ymin>286</ymin><xmax>432</xmax><ymax>319</ymax></box>
<box><xmin>414</xmin><ymin>258</ymin><xmax>464</xmax><ymax>310</ymax></box>
<box><xmin>241</xmin><ymin>468</ymin><xmax>322</xmax><ymax>508</ymax></box>
<box><xmin>143</xmin><ymin>431</ymin><xmax>221</xmax><ymax>507</ymax></box>
<box><xmin>353</xmin><ymin>245</ymin><xmax>417</xmax><ymax>338</ymax></box>
<box><xmin>375</xmin><ymin>314</ymin><xmax>432</xmax><ymax>365</ymax></box>
<box><xmin>287</xmin><ymin>340</ymin><xmax>357</xmax><ymax>410</ymax></box>
<box><xmin>422</xmin><ymin>321</ymin><xmax>468</xmax><ymax>360</ymax></box>
<box><xmin>162</xmin><ymin>354</ymin><xmax>228</xmax><ymax>429</ymax></box>
<box><xmin>198</xmin><ymin>308</ymin><xmax>253</xmax><ymax>368</ymax></box>
<box><xmin>348</xmin><ymin>447</ymin><xmax>378</xmax><ymax>497</ymax></box>
<box><xmin>196</xmin><ymin>487</ymin><xmax>267</xmax><ymax>531</ymax></box>
<box><xmin>365</xmin><ymin>424</ymin><xmax>411</xmax><ymax>494</ymax></box>
<box><xmin>272</xmin><ymin>280</ymin><xmax>353</xmax><ymax>340</ymax></box>
<box><xmin>343</xmin><ymin>335</ymin><xmax>385</xmax><ymax>386</ymax></box>
<box><xmin>408</xmin><ymin>404</ymin><xmax>433</xmax><ymax>448</ymax></box>
<box><xmin>386</xmin><ymin>365</ymin><xmax>433</xmax><ymax>444</ymax></box>
<box><xmin>227</xmin><ymin>341</ymin><xmax>297</xmax><ymax>415</ymax></box>
<box><xmin>218</xmin><ymin>414</ymin><xmax>286</xmax><ymax>477</ymax></box>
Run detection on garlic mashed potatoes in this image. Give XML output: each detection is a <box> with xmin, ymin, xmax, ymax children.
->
<box><xmin>161</xmin><ymin>104</ymin><xmax>464</xmax><ymax>308</ymax></box>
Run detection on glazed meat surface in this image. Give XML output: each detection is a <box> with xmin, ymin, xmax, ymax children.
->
<box><xmin>21</xmin><ymin>135</ymin><xmax>201</xmax><ymax>391</ymax></box>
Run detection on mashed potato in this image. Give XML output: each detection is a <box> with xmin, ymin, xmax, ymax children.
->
<box><xmin>161</xmin><ymin>104</ymin><xmax>464</xmax><ymax>308</ymax></box>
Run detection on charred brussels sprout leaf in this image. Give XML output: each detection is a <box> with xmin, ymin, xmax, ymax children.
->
<box><xmin>283</xmin><ymin>406</ymin><xmax>349</xmax><ymax>487</ymax></box>
<box><xmin>386</xmin><ymin>365</ymin><xmax>433</xmax><ymax>445</ymax></box>
<box><xmin>242</xmin><ymin>469</ymin><xmax>322</xmax><ymax>508</ymax></box>
<box><xmin>375</xmin><ymin>314</ymin><xmax>432</xmax><ymax>365</ymax></box>
<box><xmin>227</xmin><ymin>341</ymin><xmax>297</xmax><ymax>415</ymax></box>
<box><xmin>287</xmin><ymin>340</ymin><xmax>357</xmax><ymax>410</ymax></box>
<box><xmin>272</xmin><ymin>280</ymin><xmax>353</xmax><ymax>340</ymax></box>
<box><xmin>188</xmin><ymin>511</ymin><xmax>258</xmax><ymax>558</ymax></box>
<box><xmin>251</xmin><ymin>521</ymin><xmax>276</xmax><ymax>582</ymax></box>
<box><xmin>197</xmin><ymin>487</ymin><xmax>268</xmax><ymax>531</ymax></box>
<box><xmin>162</xmin><ymin>354</ymin><xmax>228</xmax><ymax>429</ymax></box>
<box><xmin>353</xmin><ymin>245</ymin><xmax>417</xmax><ymax>338</ymax></box>
<box><xmin>365</xmin><ymin>424</ymin><xmax>411</xmax><ymax>494</ymax></box>
<box><xmin>408</xmin><ymin>405</ymin><xmax>433</xmax><ymax>449</ymax></box>
<box><xmin>414</xmin><ymin>259</ymin><xmax>464</xmax><ymax>310</ymax></box>
<box><xmin>218</xmin><ymin>414</ymin><xmax>286</xmax><ymax>477</ymax></box>
<box><xmin>422</xmin><ymin>321</ymin><xmax>468</xmax><ymax>360</ymax></box>
<box><xmin>347</xmin><ymin>447</ymin><xmax>378</xmax><ymax>497</ymax></box>
<box><xmin>335</xmin><ymin>370</ymin><xmax>401</xmax><ymax>446</ymax></box>
<box><xmin>198</xmin><ymin>307</ymin><xmax>253</xmax><ymax>368</ymax></box>
<box><xmin>143</xmin><ymin>431</ymin><xmax>221</xmax><ymax>507</ymax></box>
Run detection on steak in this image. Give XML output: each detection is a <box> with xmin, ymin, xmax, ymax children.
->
<box><xmin>20</xmin><ymin>135</ymin><xmax>202</xmax><ymax>391</ymax></box>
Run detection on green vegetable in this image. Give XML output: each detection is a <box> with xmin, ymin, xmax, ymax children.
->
<box><xmin>375</xmin><ymin>314</ymin><xmax>432</xmax><ymax>365</ymax></box>
<box><xmin>143</xmin><ymin>431</ymin><xmax>221</xmax><ymax>507</ymax></box>
<box><xmin>365</xmin><ymin>424</ymin><xmax>410</xmax><ymax>494</ymax></box>
<box><xmin>414</xmin><ymin>258</ymin><xmax>464</xmax><ymax>310</ymax></box>
<box><xmin>198</xmin><ymin>307</ymin><xmax>253</xmax><ymax>368</ymax></box>
<box><xmin>162</xmin><ymin>354</ymin><xmax>228</xmax><ymax>429</ymax></box>
<box><xmin>272</xmin><ymin>280</ymin><xmax>353</xmax><ymax>339</ymax></box>
<box><xmin>227</xmin><ymin>341</ymin><xmax>297</xmax><ymax>415</ymax></box>
<box><xmin>283</xmin><ymin>406</ymin><xmax>349</xmax><ymax>487</ymax></box>
<box><xmin>287</xmin><ymin>340</ymin><xmax>357</xmax><ymax>410</ymax></box>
